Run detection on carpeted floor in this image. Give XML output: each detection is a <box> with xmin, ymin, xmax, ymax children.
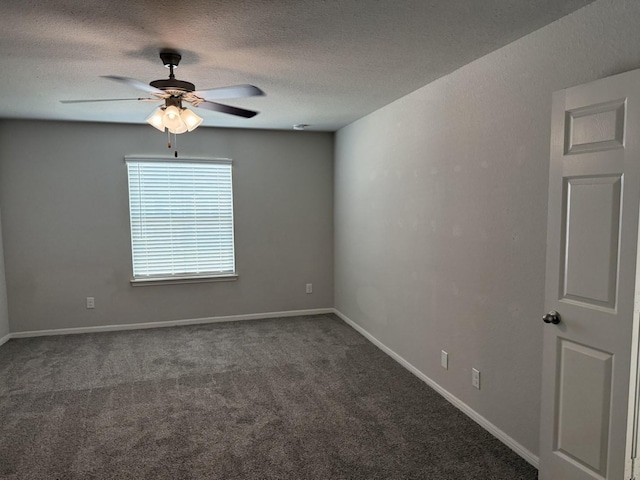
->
<box><xmin>0</xmin><ymin>314</ymin><xmax>537</xmax><ymax>479</ymax></box>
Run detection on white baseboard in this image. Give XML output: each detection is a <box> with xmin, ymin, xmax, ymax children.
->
<box><xmin>332</xmin><ymin>308</ymin><xmax>539</xmax><ymax>469</ymax></box>
<box><xmin>0</xmin><ymin>333</ymin><xmax>10</xmax><ymax>347</ymax></box>
<box><xmin>9</xmin><ymin>308</ymin><xmax>334</xmax><ymax>339</ymax></box>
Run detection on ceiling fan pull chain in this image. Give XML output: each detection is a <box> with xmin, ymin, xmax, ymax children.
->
<box><xmin>174</xmin><ymin>132</ymin><xmax>178</xmax><ymax>158</ymax></box>
<box><xmin>167</xmin><ymin>129</ymin><xmax>171</xmax><ymax>149</ymax></box>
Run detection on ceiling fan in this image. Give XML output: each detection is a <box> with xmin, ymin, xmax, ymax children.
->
<box><xmin>61</xmin><ymin>51</ymin><xmax>265</xmax><ymax>134</ymax></box>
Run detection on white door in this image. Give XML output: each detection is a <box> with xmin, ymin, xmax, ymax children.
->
<box><xmin>539</xmin><ymin>69</ymin><xmax>640</xmax><ymax>480</ymax></box>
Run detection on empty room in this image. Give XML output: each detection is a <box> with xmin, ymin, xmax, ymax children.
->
<box><xmin>2</xmin><ymin>0</ymin><xmax>640</xmax><ymax>478</ymax></box>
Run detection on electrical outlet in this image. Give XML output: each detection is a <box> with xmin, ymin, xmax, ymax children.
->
<box><xmin>306</xmin><ymin>283</ymin><xmax>313</xmax><ymax>294</ymax></box>
<box><xmin>472</xmin><ymin>368</ymin><xmax>480</xmax><ymax>389</ymax></box>
<box><xmin>86</xmin><ymin>297</ymin><xmax>95</xmax><ymax>309</ymax></box>
<box><xmin>441</xmin><ymin>350</ymin><xmax>448</xmax><ymax>370</ymax></box>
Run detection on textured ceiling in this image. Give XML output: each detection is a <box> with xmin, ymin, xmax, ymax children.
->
<box><xmin>0</xmin><ymin>0</ymin><xmax>595</xmax><ymax>132</ymax></box>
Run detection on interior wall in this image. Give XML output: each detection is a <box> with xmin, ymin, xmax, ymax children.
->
<box><xmin>334</xmin><ymin>0</ymin><xmax>640</xmax><ymax>457</ymax></box>
<box><xmin>0</xmin><ymin>120</ymin><xmax>334</xmax><ymax>332</ymax></box>
<box><xmin>0</xmin><ymin>208</ymin><xmax>10</xmax><ymax>340</ymax></box>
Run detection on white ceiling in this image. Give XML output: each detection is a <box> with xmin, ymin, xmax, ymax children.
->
<box><xmin>0</xmin><ymin>0</ymin><xmax>594</xmax><ymax>132</ymax></box>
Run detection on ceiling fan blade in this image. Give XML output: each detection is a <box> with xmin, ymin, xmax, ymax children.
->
<box><xmin>60</xmin><ymin>98</ymin><xmax>159</xmax><ymax>103</ymax></box>
<box><xmin>192</xmin><ymin>84</ymin><xmax>265</xmax><ymax>100</ymax></box>
<box><xmin>101</xmin><ymin>75</ymin><xmax>165</xmax><ymax>94</ymax></box>
<box><xmin>196</xmin><ymin>101</ymin><xmax>258</xmax><ymax>118</ymax></box>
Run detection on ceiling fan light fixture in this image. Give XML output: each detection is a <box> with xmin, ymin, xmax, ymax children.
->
<box><xmin>181</xmin><ymin>108</ymin><xmax>203</xmax><ymax>131</ymax></box>
<box><xmin>146</xmin><ymin>105</ymin><xmax>202</xmax><ymax>134</ymax></box>
<box><xmin>146</xmin><ymin>108</ymin><xmax>166</xmax><ymax>132</ymax></box>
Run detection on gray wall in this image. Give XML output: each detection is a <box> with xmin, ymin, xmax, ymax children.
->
<box><xmin>0</xmin><ymin>120</ymin><xmax>334</xmax><ymax>332</ymax></box>
<box><xmin>0</xmin><ymin>209</ymin><xmax>9</xmax><ymax>339</ymax></box>
<box><xmin>334</xmin><ymin>0</ymin><xmax>640</xmax><ymax>456</ymax></box>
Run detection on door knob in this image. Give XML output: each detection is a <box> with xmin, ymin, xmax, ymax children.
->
<box><xmin>543</xmin><ymin>311</ymin><xmax>561</xmax><ymax>325</ymax></box>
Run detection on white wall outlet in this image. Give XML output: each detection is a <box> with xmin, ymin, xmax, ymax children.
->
<box><xmin>472</xmin><ymin>368</ymin><xmax>481</xmax><ymax>389</ymax></box>
<box><xmin>440</xmin><ymin>350</ymin><xmax>448</xmax><ymax>370</ymax></box>
<box><xmin>306</xmin><ymin>283</ymin><xmax>313</xmax><ymax>294</ymax></box>
<box><xmin>86</xmin><ymin>297</ymin><xmax>95</xmax><ymax>309</ymax></box>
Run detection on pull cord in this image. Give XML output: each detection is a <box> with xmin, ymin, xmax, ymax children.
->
<box><xmin>174</xmin><ymin>132</ymin><xmax>178</xmax><ymax>157</ymax></box>
<box><xmin>166</xmin><ymin>131</ymin><xmax>178</xmax><ymax>157</ymax></box>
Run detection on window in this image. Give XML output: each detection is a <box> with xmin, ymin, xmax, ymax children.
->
<box><xmin>126</xmin><ymin>157</ymin><xmax>236</xmax><ymax>284</ymax></box>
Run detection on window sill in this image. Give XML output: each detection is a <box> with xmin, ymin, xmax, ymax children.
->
<box><xmin>130</xmin><ymin>274</ymin><xmax>238</xmax><ymax>286</ymax></box>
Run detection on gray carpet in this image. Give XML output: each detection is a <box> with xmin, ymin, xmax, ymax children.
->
<box><xmin>0</xmin><ymin>314</ymin><xmax>537</xmax><ymax>479</ymax></box>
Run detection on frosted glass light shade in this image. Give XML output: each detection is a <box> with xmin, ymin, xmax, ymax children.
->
<box><xmin>163</xmin><ymin>106</ymin><xmax>185</xmax><ymax>131</ymax></box>
<box><xmin>146</xmin><ymin>108</ymin><xmax>166</xmax><ymax>132</ymax></box>
<box><xmin>181</xmin><ymin>108</ymin><xmax>203</xmax><ymax>131</ymax></box>
<box><xmin>168</xmin><ymin>122</ymin><xmax>188</xmax><ymax>134</ymax></box>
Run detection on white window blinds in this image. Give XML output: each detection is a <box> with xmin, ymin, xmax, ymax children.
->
<box><xmin>126</xmin><ymin>159</ymin><xmax>235</xmax><ymax>280</ymax></box>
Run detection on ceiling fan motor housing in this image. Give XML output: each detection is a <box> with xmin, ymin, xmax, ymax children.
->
<box><xmin>150</xmin><ymin>78</ymin><xmax>195</xmax><ymax>92</ymax></box>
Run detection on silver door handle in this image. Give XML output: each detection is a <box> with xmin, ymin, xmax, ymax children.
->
<box><xmin>543</xmin><ymin>311</ymin><xmax>561</xmax><ymax>325</ymax></box>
